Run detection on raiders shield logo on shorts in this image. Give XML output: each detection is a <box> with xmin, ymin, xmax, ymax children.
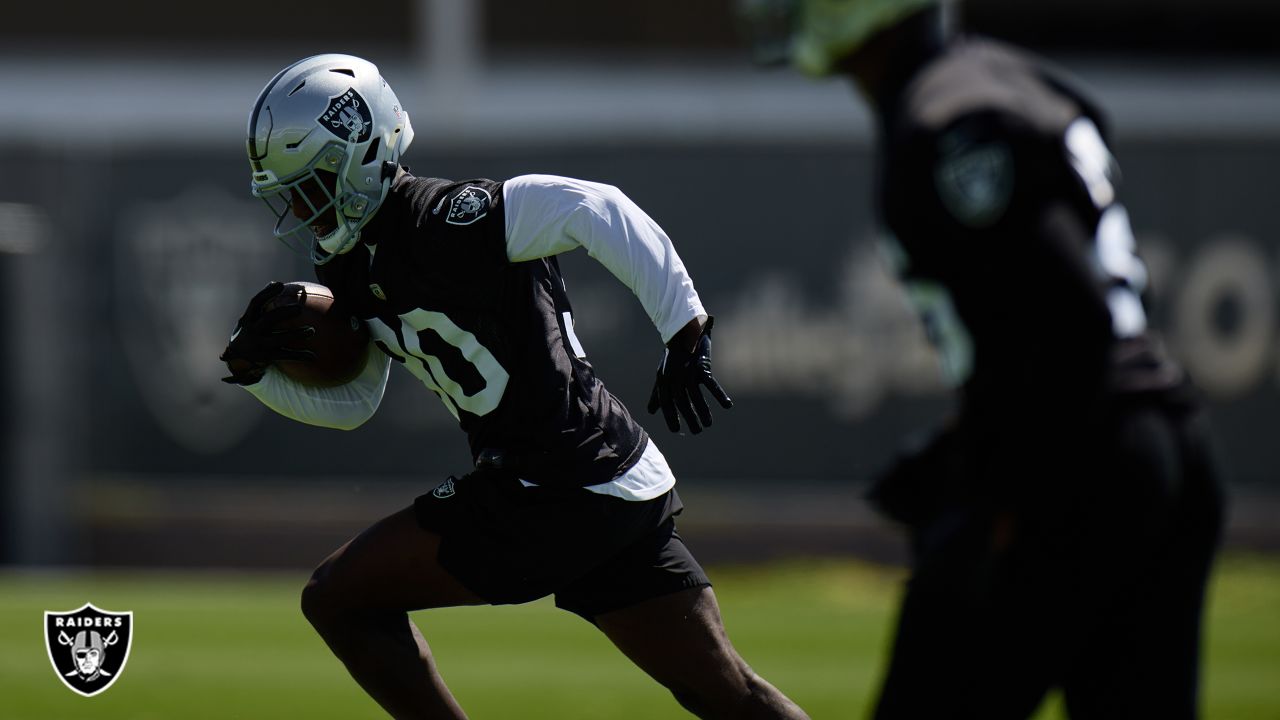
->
<box><xmin>44</xmin><ymin>603</ymin><xmax>134</xmax><ymax>697</ymax></box>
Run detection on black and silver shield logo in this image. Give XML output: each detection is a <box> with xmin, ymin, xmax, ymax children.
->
<box><xmin>45</xmin><ymin>603</ymin><xmax>134</xmax><ymax>697</ymax></box>
<box><xmin>115</xmin><ymin>185</ymin><xmax>294</xmax><ymax>455</ymax></box>
<box><xmin>445</xmin><ymin>186</ymin><xmax>491</xmax><ymax>226</ymax></box>
<box><xmin>317</xmin><ymin>88</ymin><xmax>373</xmax><ymax>143</ymax></box>
<box><xmin>933</xmin><ymin>139</ymin><xmax>1014</xmax><ymax>229</ymax></box>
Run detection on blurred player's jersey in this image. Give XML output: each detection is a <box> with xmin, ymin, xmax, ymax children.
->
<box><xmin>876</xmin><ymin>38</ymin><xmax>1187</xmax><ymax>423</ymax></box>
<box><xmin>317</xmin><ymin>174</ymin><xmax>647</xmax><ymax>488</ymax></box>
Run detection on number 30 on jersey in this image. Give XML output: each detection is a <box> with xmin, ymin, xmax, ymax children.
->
<box><xmin>371</xmin><ymin>310</ymin><xmax>510</xmax><ymax>420</ymax></box>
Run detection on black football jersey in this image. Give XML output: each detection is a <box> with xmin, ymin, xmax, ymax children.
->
<box><xmin>316</xmin><ymin>173</ymin><xmax>648</xmax><ymax>488</ymax></box>
<box><xmin>876</xmin><ymin>38</ymin><xmax>1186</xmax><ymax>423</ymax></box>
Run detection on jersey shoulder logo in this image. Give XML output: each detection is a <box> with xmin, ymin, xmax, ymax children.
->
<box><xmin>44</xmin><ymin>603</ymin><xmax>134</xmax><ymax>697</ymax></box>
<box><xmin>432</xmin><ymin>477</ymin><xmax>458</xmax><ymax>498</ymax></box>
<box><xmin>444</xmin><ymin>186</ymin><xmax>492</xmax><ymax>226</ymax></box>
<box><xmin>317</xmin><ymin>88</ymin><xmax>373</xmax><ymax>143</ymax></box>
<box><xmin>934</xmin><ymin>134</ymin><xmax>1014</xmax><ymax>229</ymax></box>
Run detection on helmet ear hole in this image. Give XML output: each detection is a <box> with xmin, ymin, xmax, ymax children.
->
<box><xmin>361</xmin><ymin>136</ymin><xmax>382</xmax><ymax>166</ymax></box>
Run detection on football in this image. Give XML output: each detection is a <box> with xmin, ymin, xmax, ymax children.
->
<box><xmin>265</xmin><ymin>282</ymin><xmax>370</xmax><ymax>387</ymax></box>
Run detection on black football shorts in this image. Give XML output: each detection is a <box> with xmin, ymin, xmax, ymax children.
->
<box><xmin>413</xmin><ymin>469</ymin><xmax>710</xmax><ymax>621</ymax></box>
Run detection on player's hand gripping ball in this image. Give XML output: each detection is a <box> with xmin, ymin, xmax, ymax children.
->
<box><xmin>220</xmin><ymin>281</ymin><xmax>369</xmax><ymax>387</ymax></box>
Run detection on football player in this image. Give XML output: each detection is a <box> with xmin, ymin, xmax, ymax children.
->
<box><xmin>220</xmin><ymin>54</ymin><xmax>808</xmax><ymax>720</ymax></box>
<box><xmin>739</xmin><ymin>1</ymin><xmax>1225</xmax><ymax>717</ymax></box>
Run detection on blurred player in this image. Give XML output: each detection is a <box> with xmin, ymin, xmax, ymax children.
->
<box><xmin>739</xmin><ymin>2</ymin><xmax>1225</xmax><ymax>717</ymax></box>
<box><xmin>220</xmin><ymin>54</ymin><xmax>808</xmax><ymax>720</ymax></box>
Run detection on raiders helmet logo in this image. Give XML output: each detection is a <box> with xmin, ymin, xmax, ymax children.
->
<box><xmin>445</xmin><ymin>187</ymin><xmax>491</xmax><ymax>226</ymax></box>
<box><xmin>318</xmin><ymin>88</ymin><xmax>373</xmax><ymax>143</ymax></box>
<box><xmin>44</xmin><ymin>603</ymin><xmax>134</xmax><ymax>697</ymax></box>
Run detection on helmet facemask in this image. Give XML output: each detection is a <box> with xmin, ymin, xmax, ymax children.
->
<box><xmin>254</xmin><ymin>141</ymin><xmax>375</xmax><ymax>264</ymax></box>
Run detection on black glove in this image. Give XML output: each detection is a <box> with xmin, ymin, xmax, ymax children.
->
<box><xmin>646</xmin><ymin>316</ymin><xmax>733</xmax><ymax>434</ymax></box>
<box><xmin>219</xmin><ymin>281</ymin><xmax>316</xmax><ymax>385</ymax></box>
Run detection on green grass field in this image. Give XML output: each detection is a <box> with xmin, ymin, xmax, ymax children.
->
<box><xmin>1</xmin><ymin>556</ymin><xmax>1277</xmax><ymax>719</ymax></box>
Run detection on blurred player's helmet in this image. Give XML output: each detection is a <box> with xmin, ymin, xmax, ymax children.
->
<box><xmin>738</xmin><ymin>0</ymin><xmax>940</xmax><ymax>76</ymax></box>
<box><xmin>247</xmin><ymin>54</ymin><xmax>414</xmax><ymax>264</ymax></box>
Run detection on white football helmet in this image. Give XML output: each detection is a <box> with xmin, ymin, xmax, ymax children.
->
<box><xmin>247</xmin><ymin>54</ymin><xmax>414</xmax><ymax>264</ymax></box>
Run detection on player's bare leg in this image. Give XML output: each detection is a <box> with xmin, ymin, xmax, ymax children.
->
<box><xmin>596</xmin><ymin>586</ymin><xmax>810</xmax><ymax>720</ymax></box>
<box><xmin>300</xmin><ymin>506</ymin><xmax>485</xmax><ymax>719</ymax></box>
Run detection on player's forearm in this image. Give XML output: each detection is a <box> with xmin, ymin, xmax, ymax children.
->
<box><xmin>575</xmin><ymin>193</ymin><xmax>706</xmax><ymax>342</ymax></box>
<box><xmin>503</xmin><ymin>174</ymin><xmax>706</xmax><ymax>343</ymax></box>
<box><xmin>241</xmin><ymin>345</ymin><xmax>391</xmax><ymax>430</ymax></box>
<box><xmin>592</xmin><ymin>225</ymin><xmax>706</xmax><ymax>344</ymax></box>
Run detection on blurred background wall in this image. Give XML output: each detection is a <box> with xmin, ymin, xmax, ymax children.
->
<box><xmin>1</xmin><ymin>0</ymin><xmax>1278</xmax><ymax>569</ymax></box>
